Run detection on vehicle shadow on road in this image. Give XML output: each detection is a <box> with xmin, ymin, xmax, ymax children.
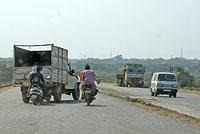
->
<box><xmin>155</xmin><ymin>96</ymin><xmax>185</xmax><ymax>99</ymax></box>
<box><xmin>42</xmin><ymin>103</ymin><xmax>56</xmax><ymax>106</ymax></box>
<box><xmin>27</xmin><ymin>102</ymin><xmax>56</xmax><ymax>106</ymax></box>
<box><xmin>83</xmin><ymin>104</ymin><xmax>107</xmax><ymax>107</ymax></box>
<box><xmin>56</xmin><ymin>100</ymin><xmax>83</xmax><ymax>104</ymax></box>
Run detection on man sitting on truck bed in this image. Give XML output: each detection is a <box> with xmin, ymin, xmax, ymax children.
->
<box><xmin>28</xmin><ymin>66</ymin><xmax>48</xmax><ymax>102</ymax></box>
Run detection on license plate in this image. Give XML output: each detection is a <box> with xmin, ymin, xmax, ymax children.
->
<box><xmin>164</xmin><ymin>89</ymin><xmax>171</xmax><ymax>92</ymax></box>
<box><xmin>85</xmin><ymin>90</ymin><xmax>92</xmax><ymax>93</ymax></box>
<box><xmin>31</xmin><ymin>95</ymin><xmax>37</xmax><ymax>99</ymax></box>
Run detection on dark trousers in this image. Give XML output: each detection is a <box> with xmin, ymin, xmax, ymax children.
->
<box><xmin>41</xmin><ymin>85</ymin><xmax>47</xmax><ymax>99</ymax></box>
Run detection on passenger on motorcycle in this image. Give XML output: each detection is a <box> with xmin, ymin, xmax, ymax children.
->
<box><xmin>28</xmin><ymin>66</ymin><xmax>48</xmax><ymax>102</ymax></box>
<box><xmin>80</xmin><ymin>64</ymin><xmax>98</xmax><ymax>99</ymax></box>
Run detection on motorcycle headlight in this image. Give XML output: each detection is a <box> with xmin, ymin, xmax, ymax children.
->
<box><xmin>46</xmin><ymin>76</ymin><xmax>51</xmax><ymax>79</ymax></box>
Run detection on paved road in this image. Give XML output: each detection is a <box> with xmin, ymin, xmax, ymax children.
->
<box><xmin>99</xmin><ymin>83</ymin><xmax>200</xmax><ymax>111</ymax></box>
<box><xmin>0</xmin><ymin>87</ymin><xmax>200</xmax><ymax>134</ymax></box>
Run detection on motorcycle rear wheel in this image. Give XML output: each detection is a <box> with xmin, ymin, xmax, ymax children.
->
<box><xmin>87</xmin><ymin>101</ymin><xmax>90</xmax><ymax>106</ymax></box>
<box><xmin>33</xmin><ymin>99</ymin><xmax>37</xmax><ymax>105</ymax></box>
<box><xmin>32</xmin><ymin>96</ymin><xmax>43</xmax><ymax>105</ymax></box>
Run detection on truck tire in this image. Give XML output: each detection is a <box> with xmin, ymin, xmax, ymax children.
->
<box><xmin>173</xmin><ymin>93</ymin><xmax>177</xmax><ymax>98</ymax></box>
<box><xmin>151</xmin><ymin>92</ymin><xmax>154</xmax><ymax>96</ymax></box>
<box><xmin>131</xmin><ymin>80</ymin><xmax>134</xmax><ymax>87</ymax></box>
<box><xmin>117</xmin><ymin>79</ymin><xmax>120</xmax><ymax>86</ymax></box>
<box><xmin>125</xmin><ymin>81</ymin><xmax>128</xmax><ymax>87</ymax></box>
<box><xmin>139</xmin><ymin>81</ymin><xmax>144</xmax><ymax>87</ymax></box>
<box><xmin>121</xmin><ymin>80</ymin><xmax>125</xmax><ymax>87</ymax></box>
<box><xmin>53</xmin><ymin>86</ymin><xmax>62</xmax><ymax>103</ymax></box>
<box><xmin>72</xmin><ymin>84</ymin><xmax>80</xmax><ymax>100</ymax></box>
<box><xmin>117</xmin><ymin>79</ymin><xmax>122</xmax><ymax>87</ymax></box>
<box><xmin>120</xmin><ymin>79</ymin><xmax>124</xmax><ymax>87</ymax></box>
<box><xmin>150</xmin><ymin>89</ymin><xmax>154</xmax><ymax>96</ymax></box>
<box><xmin>21</xmin><ymin>86</ymin><xmax>30</xmax><ymax>103</ymax></box>
<box><xmin>155</xmin><ymin>92</ymin><xmax>158</xmax><ymax>97</ymax></box>
<box><xmin>22</xmin><ymin>94</ymin><xmax>30</xmax><ymax>103</ymax></box>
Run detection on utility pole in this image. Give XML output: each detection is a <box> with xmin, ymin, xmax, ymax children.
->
<box><xmin>181</xmin><ymin>49</ymin><xmax>183</xmax><ymax>58</ymax></box>
<box><xmin>83</xmin><ymin>54</ymin><xmax>86</xmax><ymax>65</ymax></box>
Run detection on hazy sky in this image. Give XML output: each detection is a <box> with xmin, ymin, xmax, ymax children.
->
<box><xmin>0</xmin><ymin>0</ymin><xmax>200</xmax><ymax>59</ymax></box>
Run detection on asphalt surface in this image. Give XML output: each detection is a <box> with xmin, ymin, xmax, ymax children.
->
<box><xmin>0</xmin><ymin>87</ymin><xmax>200</xmax><ymax>134</ymax></box>
<box><xmin>99</xmin><ymin>83</ymin><xmax>200</xmax><ymax>111</ymax></box>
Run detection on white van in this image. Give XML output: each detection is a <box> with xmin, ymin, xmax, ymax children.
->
<box><xmin>150</xmin><ymin>72</ymin><xmax>178</xmax><ymax>97</ymax></box>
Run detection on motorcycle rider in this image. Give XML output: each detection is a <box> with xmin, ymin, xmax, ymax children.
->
<box><xmin>28</xmin><ymin>66</ymin><xmax>48</xmax><ymax>102</ymax></box>
<box><xmin>80</xmin><ymin>64</ymin><xmax>98</xmax><ymax>99</ymax></box>
<box><xmin>28</xmin><ymin>65</ymin><xmax>37</xmax><ymax>77</ymax></box>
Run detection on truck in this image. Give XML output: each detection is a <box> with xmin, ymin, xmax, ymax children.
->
<box><xmin>116</xmin><ymin>64</ymin><xmax>145</xmax><ymax>87</ymax></box>
<box><xmin>13</xmin><ymin>44</ymin><xmax>80</xmax><ymax>103</ymax></box>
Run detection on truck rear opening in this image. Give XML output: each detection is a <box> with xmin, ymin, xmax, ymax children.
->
<box><xmin>13</xmin><ymin>44</ymin><xmax>69</xmax><ymax>87</ymax></box>
<box><xmin>14</xmin><ymin>44</ymin><xmax>52</xmax><ymax>67</ymax></box>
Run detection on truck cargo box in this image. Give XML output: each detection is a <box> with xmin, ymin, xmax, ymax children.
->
<box><xmin>13</xmin><ymin>44</ymin><xmax>68</xmax><ymax>86</ymax></box>
<box><xmin>116</xmin><ymin>68</ymin><xmax>125</xmax><ymax>79</ymax></box>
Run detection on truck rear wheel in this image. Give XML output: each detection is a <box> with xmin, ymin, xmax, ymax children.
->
<box><xmin>21</xmin><ymin>86</ymin><xmax>30</xmax><ymax>103</ymax></box>
<box><xmin>151</xmin><ymin>89</ymin><xmax>154</xmax><ymax>96</ymax></box>
<box><xmin>53</xmin><ymin>86</ymin><xmax>62</xmax><ymax>103</ymax></box>
<box><xmin>72</xmin><ymin>84</ymin><xmax>80</xmax><ymax>100</ymax></box>
<box><xmin>125</xmin><ymin>81</ymin><xmax>128</xmax><ymax>87</ymax></box>
<box><xmin>155</xmin><ymin>92</ymin><xmax>158</xmax><ymax>97</ymax></box>
<box><xmin>131</xmin><ymin>80</ymin><xmax>134</xmax><ymax>87</ymax></box>
<box><xmin>139</xmin><ymin>81</ymin><xmax>144</xmax><ymax>87</ymax></box>
<box><xmin>22</xmin><ymin>94</ymin><xmax>30</xmax><ymax>103</ymax></box>
<box><xmin>117</xmin><ymin>79</ymin><xmax>121</xmax><ymax>86</ymax></box>
<box><xmin>173</xmin><ymin>93</ymin><xmax>177</xmax><ymax>98</ymax></box>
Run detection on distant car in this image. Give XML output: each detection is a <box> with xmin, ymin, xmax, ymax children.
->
<box><xmin>150</xmin><ymin>72</ymin><xmax>178</xmax><ymax>97</ymax></box>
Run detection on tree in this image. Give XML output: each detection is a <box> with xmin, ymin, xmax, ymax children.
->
<box><xmin>176</xmin><ymin>67</ymin><xmax>194</xmax><ymax>87</ymax></box>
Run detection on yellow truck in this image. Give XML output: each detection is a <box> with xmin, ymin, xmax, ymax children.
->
<box><xmin>116</xmin><ymin>64</ymin><xmax>145</xmax><ymax>87</ymax></box>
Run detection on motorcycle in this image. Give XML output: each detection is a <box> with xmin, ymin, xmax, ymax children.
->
<box><xmin>83</xmin><ymin>83</ymin><xmax>100</xmax><ymax>106</ymax></box>
<box><xmin>83</xmin><ymin>84</ymin><xmax>94</xmax><ymax>106</ymax></box>
<box><xmin>29</xmin><ymin>84</ymin><xmax>43</xmax><ymax>105</ymax></box>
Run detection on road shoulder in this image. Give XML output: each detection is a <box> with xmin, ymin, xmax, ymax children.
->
<box><xmin>99</xmin><ymin>86</ymin><xmax>200</xmax><ymax>126</ymax></box>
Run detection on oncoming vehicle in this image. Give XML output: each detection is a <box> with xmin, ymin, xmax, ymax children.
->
<box><xmin>150</xmin><ymin>72</ymin><xmax>178</xmax><ymax>97</ymax></box>
<box><xmin>116</xmin><ymin>64</ymin><xmax>145</xmax><ymax>87</ymax></box>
